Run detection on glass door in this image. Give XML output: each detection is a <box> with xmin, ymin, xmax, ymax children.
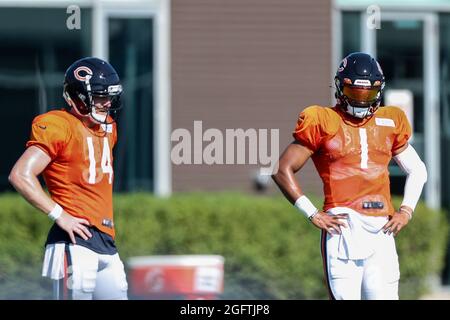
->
<box><xmin>108</xmin><ymin>16</ymin><xmax>154</xmax><ymax>192</ymax></box>
<box><xmin>98</xmin><ymin>1</ymin><xmax>171</xmax><ymax>195</ymax></box>
<box><xmin>362</xmin><ymin>13</ymin><xmax>440</xmax><ymax>209</ymax></box>
<box><xmin>377</xmin><ymin>19</ymin><xmax>424</xmax><ymax>193</ymax></box>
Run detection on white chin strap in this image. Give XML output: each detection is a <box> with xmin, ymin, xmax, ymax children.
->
<box><xmin>345</xmin><ymin>104</ymin><xmax>372</xmax><ymax>118</ymax></box>
<box><xmin>91</xmin><ymin>107</ymin><xmax>107</xmax><ymax>123</ymax></box>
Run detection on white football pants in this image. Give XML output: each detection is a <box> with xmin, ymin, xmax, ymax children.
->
<box><xmin>43</xmin><ymin>243</ymin><xmax>128</xmax><ymax>300</ymax></box>
<box><xmin>321</xmin><ymin>229</ymin><xmax>400</xmax><ymax>300</ymax></box>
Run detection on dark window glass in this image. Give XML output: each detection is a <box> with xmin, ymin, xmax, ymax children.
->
<box><xmin>0</xmin><ymin>8</ymin><xmax>91</xmax><ymax>191</ymax></box>
<box><xmin>342</xmin><ymin>11</ymin><xmax>361</xmax><ymax>57</ymax></box>
<box><xmin>109</xmin><ymin>18</ymin><xmax>154</xmax><ymax>191</ymax></box>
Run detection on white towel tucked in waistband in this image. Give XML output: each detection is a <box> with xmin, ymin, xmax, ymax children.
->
<box><xmin>327</xmin><ymin>207</ymin><xmax>389</xmax><ymax>260</ymax></box>
<box><xmin>42</xmin><ymin>243</ymin><xmax>66</xmax><ymax>280</ymax></box>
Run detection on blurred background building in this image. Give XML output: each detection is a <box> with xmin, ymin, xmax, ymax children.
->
<box><xmin>0</xmin><ymin>0</ymin><xmax>449</xmax><ymax>282</ymax></box>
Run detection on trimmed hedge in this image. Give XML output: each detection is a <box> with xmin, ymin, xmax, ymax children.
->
<box><xmin>0</xmin><ymin>192</ymin><xmax>448</xmax><ymax>299</ymax></box>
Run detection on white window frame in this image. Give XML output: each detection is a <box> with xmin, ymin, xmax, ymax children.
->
<box><xmin>98</xmin><ymin>1</ymin><xmax>172</xmax><ymax>197</ymax></box>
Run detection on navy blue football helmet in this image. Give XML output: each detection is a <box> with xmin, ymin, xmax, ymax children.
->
<box><xmin>63</xmin><ymin>57</ymin><xmax>122</xmax><ymax>124</ymax></box>
<box><xmin>335</xmin><ymin>52</ymin><xmax>385</xmax><ymax>118</ymax></box>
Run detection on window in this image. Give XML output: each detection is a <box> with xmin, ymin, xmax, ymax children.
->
<box><xmin>342</xmin><ymin>11</ymin><xmax>361</xmax><ymax>57</ymax></box>
<box><xmin>0</xmin><ymin>8</ymin><xmax>91</xmax><ymax>191</ymax></box>
<box><xmin>109</xmin><ymin>18</ymin><xmax>154</xmax><ymax>191</ymax></box>
<box><xmin>440</xmin><ymin>14</ymin><xmax>450</xmax><ymax>214</ymax></box>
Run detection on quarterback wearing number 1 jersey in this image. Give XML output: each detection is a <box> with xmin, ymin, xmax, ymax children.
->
<box><xmin>272</xmin><ymin>52</ymin><xmax>427</xmax><ymax>300</ymax></box>
<box><xmin>9</xmin><ymin>57</ymin><xmax>128</xmax><ymax>300</ymax></box>
<box><xmin>293</xmin><ymin>104</ymin><xmax>411</xmax><ymax>218</ymax></box>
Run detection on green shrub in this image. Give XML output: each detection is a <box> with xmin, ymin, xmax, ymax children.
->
<box><xmin>392</xmin><ymin>199</ymin><xmax>449</xmax><ymax>299</ymax></box>
<box><xmin>0</xmin><ymin>192</ymin><xmax>447</xmax><ymax>299</ymax></box>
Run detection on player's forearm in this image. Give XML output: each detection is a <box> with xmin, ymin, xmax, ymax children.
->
<box><xmin>393</xmin><ymin>144</ymin><xmax>428</xmax><ymax>211</ymax></box>
<box><xmin>401</xmin><ymin>169</ymin><xmax>427</xmax><ymax>211</ymax></box>
<box><xmin>8</xmin><ymin>170</ymin><xmax>55</xmax><ymax>214</ymax></box>
<box><xmin>272</xmin><ymin>167</ymin><xmax>304</xmax><ymax>204</ymax></box>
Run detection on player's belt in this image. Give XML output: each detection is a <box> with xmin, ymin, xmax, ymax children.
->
<box><xmin>102</xmin><ymin>219</ymin><xmax>114</xmax><ymax>229</ymax></box>
<box><xmin>362</xmin><ymin>201</ymin><xmax>384</xmax><ymax>209</ymax></box>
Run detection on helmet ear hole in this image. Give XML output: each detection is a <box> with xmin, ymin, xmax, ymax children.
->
<box><xmin>63</xmin><ymin>90</ymin><xmax>76</xmax><ymax>110</ymax></box>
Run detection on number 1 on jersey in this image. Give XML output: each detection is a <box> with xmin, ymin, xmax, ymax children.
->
<box><xmin>359</xmin><ymin>128</ymin><xmax>368</xmax><ymax>169</ymax></box>
<box><xmin>86</xmin><ymin>137</ymin><xmax>113</xmax><ymax>184</ymax></box>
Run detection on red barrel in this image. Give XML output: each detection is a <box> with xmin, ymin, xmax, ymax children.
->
<box><xmin>127</xmin><ymin>255</ymin><xmax>224</xmax><ymax>299</ymax></box>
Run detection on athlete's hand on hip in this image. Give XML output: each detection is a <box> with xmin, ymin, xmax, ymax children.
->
<box><xmin>55</xmin><ymin>211</ymin><xmax>92</xmax><ymax>244</ymax></box>
<box><xmin>310</xmin><ymin>211</ymin><xmax>348</xmax><ymax>234</ymax></box>
<box><xmin>382</xmin><ymin>211</ymin><xmax>409</xmax><ymax>237</ymax></box>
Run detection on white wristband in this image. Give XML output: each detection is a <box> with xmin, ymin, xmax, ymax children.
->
<box><xmin>48</xmin><ymin>204</ymin><xmax>63</xmax><ymax>221</ymax></box>
<box><xmin>399</xmin><ymin>206</ymin><xmax>413</xmax><ymax>220</ymax></box>
<box><xmin>294</xmin><ymin>195</ymin><xmax>319</xmax><ymax>220</ymax></box>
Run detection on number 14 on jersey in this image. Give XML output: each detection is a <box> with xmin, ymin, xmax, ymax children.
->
<box><xmin>86</xmin><ymin>137</ymin><xmax>113</xmax><ymax>184</ymax></box>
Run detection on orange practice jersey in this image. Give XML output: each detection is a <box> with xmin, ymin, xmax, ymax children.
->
<box><xmin>293</xmin><ymin>105</ymin><xmax>411</xmax><ymax>217</ymax></box>
<box><xmin>26</xmin><ymin>110</ymin><xmax>117</xmax><ymax>237</ymax></box>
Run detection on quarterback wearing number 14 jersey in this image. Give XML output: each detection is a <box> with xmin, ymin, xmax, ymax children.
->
<box><xmin>10</xmin><ymin>57</ymin><xmax>127</xmax><ymax>300</ymax></box>
<box><xmin>293</xmin><ymin>104</ymin><xmax>411</xmax><ymax>217</ymax></box>
<box><xmin>27</xmin><ymin>109</ymin><xmax>117</xmax><ymax>237</ymax></box>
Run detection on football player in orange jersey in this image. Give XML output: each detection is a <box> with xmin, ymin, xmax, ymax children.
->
<box><xmin>9</xmin><ymin>57</ymin><xmax>128</xmax><ymax>300</ymax></box>
<box><xmin>272</xmin><ymin>52</ymin><xmax>427</xmax><ymax>300</ymax></box>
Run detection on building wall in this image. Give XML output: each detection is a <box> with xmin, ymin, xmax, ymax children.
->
<box><xmin>171</xmin><ymin>0</ymin><xmax>332</xmax><ymax>195</ymax></box>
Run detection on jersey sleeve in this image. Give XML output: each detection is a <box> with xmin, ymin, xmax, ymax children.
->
<box><xmin>392</xmin><ymin>108</ymin><xmax>412</xmax><ymax>152</ymax></box>
<box><xmin>292</xmin><ymin>106</ymin><xmax>332</xmax><ymax>152</ymax></box>
<box><xmin>26</xmin><ymin>114</ymin><xmax>70</xmax><ymax>159</ymax></box>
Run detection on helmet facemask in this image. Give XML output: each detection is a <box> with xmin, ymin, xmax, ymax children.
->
<box><xmin>335</xmin><ymin>78</ymin><xmax>384</xmax><ymax>119</ymax></box>
<box><xmin>64</xmin><ymin>76</ymin><xmax>123</xmax><ymax>125</ymax></box>
<box><xmin>88</xmin><ymin>92</ymin><xmax>122</xmax><ymax>125</ymax></box>
<box><xmin>334</xmin><ymin>52</ymin><xmax>385</xmax><ymax>119</ymax></box>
